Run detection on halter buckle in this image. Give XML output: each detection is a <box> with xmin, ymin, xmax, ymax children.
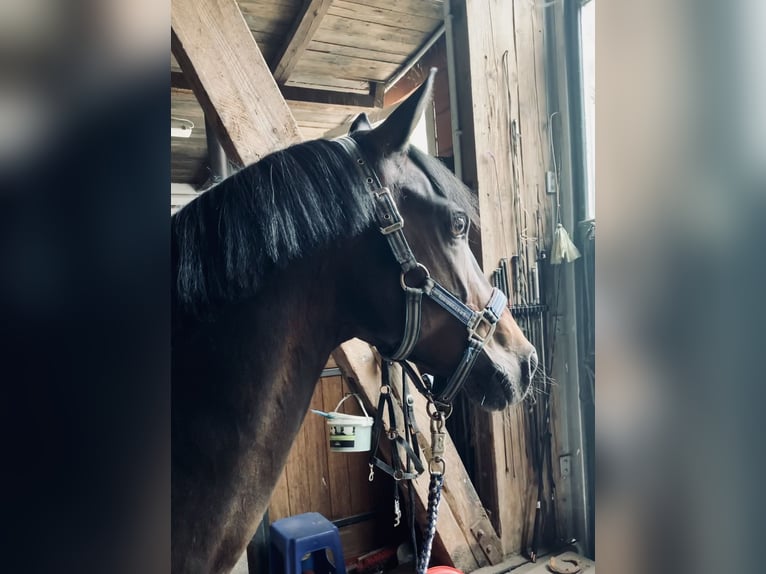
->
<box><xmin>374</xmin><ymin>188</ymin><xmax>404</xmax><ymax>235</ymax></box>
<box><xmin>467</xmin><ymin>309</ymin><xmax>498</xmax><ymax>345</ymax></box>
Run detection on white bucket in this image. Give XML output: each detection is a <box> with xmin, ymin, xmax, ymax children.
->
<box><xmin>327</xmin><ymin>394</ymin><xmax>373</xmax><ymax>453</ymax></box>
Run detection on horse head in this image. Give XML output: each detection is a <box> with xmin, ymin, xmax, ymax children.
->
<box><xmin>337</xmin><ymin>70</ymin><xmax>537</xmax><ymax>410</ymax></box>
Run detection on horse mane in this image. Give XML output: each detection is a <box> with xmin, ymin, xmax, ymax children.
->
<box><xmin>172</xmin><ymin>139</ymin><xmax>479</xmax><ymax>316</ymax></box>
<box><xmin>172</xmin><ymin>139</ymin><xmax>376</xmax><ymax>314</ymax></box>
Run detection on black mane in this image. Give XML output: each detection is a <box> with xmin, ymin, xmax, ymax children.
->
<box><xmin>172</xmin><ymin>139</ymin><xmax>375</xmax><ymax>313</ymax></box>
<box><xmin>172</xmin><ymin>139</ymin><xmax>479</xmax><ymax>315</ymax></box>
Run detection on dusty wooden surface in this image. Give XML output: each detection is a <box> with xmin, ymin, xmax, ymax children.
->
<box><xmin>333</xmin><ymin>339</ymin><xmax>509</xmax><ymax>572</ymax></box>
<box><xmin>171</xmin><ymin>0</ymin><xmax>302</xmax><ymax>165</ymax></box>
<box><xmin>271</xmin><ymin>0</ymin><xmax>335</xmax><ymax>84</ymax></box>
<box><xmin>449</xmin><ymin>0</ymin><xmax>556</xmax><ymax>555</ymax></box>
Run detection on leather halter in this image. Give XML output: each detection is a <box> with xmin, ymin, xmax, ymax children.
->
<box><xmin>335</xmin><ymin>136</ymin><xmax>507</xmax><ymax>406</ymax></box>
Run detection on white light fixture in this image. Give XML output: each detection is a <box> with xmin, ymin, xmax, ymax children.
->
<box><xmin>171</xmin><ymin>117</ymin><xmax>194</xmax><ymax>138</ymax></box>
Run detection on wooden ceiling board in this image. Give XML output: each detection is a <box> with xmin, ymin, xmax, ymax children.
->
<box><xmin>308</xmin><ymin>40</ymin><xmax>408</xmax><ymax>65</ymax></box>
<box><xmin>238</xmin><ymin>0</ymin><xmax>303</xmax><ymax>65</ymax></box>
<box><xmin>329</xmin><ymin>0</ymin><xmax>442</xmax><ymax>34</ymax></box>
<box><xmin>316</xmin><ymin>15</ymin><xmax>427</xmax><ymax>50</ymax></box>
<box><xmin>295</xmin><ymin>49</ymin><xmax>401</xmax><ymax>82</ymax></box>
<box><xmin>345</xmin><ymin>0</ymin><xmax>444</xmax><ymax>20</ymax></box>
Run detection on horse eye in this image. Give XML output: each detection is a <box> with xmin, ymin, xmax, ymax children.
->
<box><xmin>451</xmin><ymin>213</ymin><xmax>468</xmax><ymax>237</ymax></box>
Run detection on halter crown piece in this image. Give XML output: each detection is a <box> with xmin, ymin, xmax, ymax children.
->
<box><xmin>334</xmin><ymin>136</ymin><xmax>508</xmax><ymax>406</ymax></box>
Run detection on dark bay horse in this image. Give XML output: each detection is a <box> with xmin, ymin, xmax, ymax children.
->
<box><xmin>171</xmin><ymin>73</ymin><xmax>537</xmax><ymax>574</ymax></box>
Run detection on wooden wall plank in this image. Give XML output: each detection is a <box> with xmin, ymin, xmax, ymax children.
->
<box><xmin>449</xmin><ymin>0</ymin><xmax>554</xmax><ymax>556</ymax></box>
<box><xmin>305</xmin><ymin>386</ymin><xmax>333</xmax><ymax>518</ymax></box>
<box><xmin>171</xmin><ymin>0</ymin><xmax>302</xmax><ymax>165</ymax></box>
<box><xmin>321</xmin><ymin>376</ymin><xmax>353</xmax><ymax>519</ymax></box>
<box><xmin>272</xmin><ymin>0</ymin><xmax>335</xmax><ymax>84</ymax></box>
<box><xmin>268</xmin><ymin>464</ymin><xmax>291</xmax><ymax>521</ymax></box>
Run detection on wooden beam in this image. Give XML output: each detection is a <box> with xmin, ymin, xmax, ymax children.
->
<box><xmin>172</xmin><ymin>72</ymin><xmax>375</xmax><ymax>109</ymax></box>
<box><xmin>371</xmin><ymin>82</ymin><xmax>385</xmax><ymax>108</ymax></box>
<box><xmin>279</xmin><ymin>85</ymin><xmax>376</xmax><ymax>108</ymax></box>
<box><xmin>272</xmin><ymin>0</ymin><xmax>334</xmax><ymax>84</ymax></box>
<box><xmin>332</xmin><ymin>339</ymin><xmax>504</xmax><ymax>571</ymax></box>
<box><xmin>171</xmin><ymin>0</ymin><xmax>302</xmax><ymax>166</ymax></box>
<box><xmin>170</xmin><ymin>70</ymin><xmax>192</xmax><ymax>92</ymax></box>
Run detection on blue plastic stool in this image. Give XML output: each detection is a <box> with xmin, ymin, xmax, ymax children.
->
<box><xmin>269</xmin><ymin>512</ymin><xmax>346</xmax><ymax>574</ymax></box>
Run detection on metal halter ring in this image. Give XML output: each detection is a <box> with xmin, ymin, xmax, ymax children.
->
<box><xmin>427</xmin><ymin>401</ymin><xmax>453</xmax><ymax>420</ymax></box>
<box><xmin>400</xmin><ymin>263</ymin><xmax>430</xmax><ymax>292</ymax></box>
<box><xmin>429</xmin><ymin>458</ymin><xmax>446</xmax><ymax>476</ymax></box>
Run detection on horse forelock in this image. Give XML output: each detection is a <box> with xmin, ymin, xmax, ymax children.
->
<box><xmin>172</xmin><ymin>139</ymin><xmax>376</xmax><ymax>316</ymax></box>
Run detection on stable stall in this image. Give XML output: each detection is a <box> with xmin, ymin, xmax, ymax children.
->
<box><xmin>170</xmin><ymin>1</ymin><xmax>595</xmax><ymax>573</ymax></box>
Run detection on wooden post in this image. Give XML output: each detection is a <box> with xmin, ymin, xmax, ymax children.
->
<box><xmin>448</xmin><ymin>0</ymin><xmax>554</xmax><ymax>555</ymax></box>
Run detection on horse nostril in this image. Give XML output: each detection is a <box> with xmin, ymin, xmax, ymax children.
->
<box><xmin>527</xmin><ymin>349</ymin><xmax>539</xmax><ymax>382</ymax></box>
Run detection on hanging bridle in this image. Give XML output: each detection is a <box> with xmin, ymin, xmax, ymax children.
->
<box><xmin>334</xmin><ymin>136</ymin><xmax>507</xmax><ymax>406</ymax></box>
<box><xmin>335</xmin><ymin>136</ymin><xmax>507</xmax><ymax>573</ymax></box>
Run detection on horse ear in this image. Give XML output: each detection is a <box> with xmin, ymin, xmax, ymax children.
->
<box><xmin>371</xmin><ymin>67</ymin><xmax>437</xmax><ymax>153</ymax></box>
<box><xmin>349</xmin><ymin>113</ymin><xmax>372</xmax><ymax>133</ymax></box>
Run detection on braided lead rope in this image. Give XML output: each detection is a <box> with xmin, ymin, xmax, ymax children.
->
<box><xmin>416</xmin><ymin>472</ymin><xmax>445</xmax><ymax>574</ymax></box>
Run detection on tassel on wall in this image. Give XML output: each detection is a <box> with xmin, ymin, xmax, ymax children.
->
<box><xmin>551</xmin><ymin>223</ymin><xmax>581</xmax><ymax>264</ymax></box>
<box><xmin>547</xmin><ymin>111</ymin><xmax>581</xmax><ymax>265</ymax></box>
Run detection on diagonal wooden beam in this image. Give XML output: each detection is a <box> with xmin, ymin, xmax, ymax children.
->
<box><xmin>171</xmin><ymin>0</ymin><xmax>302</xmax><ymax>165</ymax></box>
<box><xmin>271</xmin><ymin>0</ymin><xmax>334</xmax><ymax>84</ymax></box>
<box><xmin>332</xmin><ymin>339</ymin><xmax>505</xmax><ymax>571</ymax></box>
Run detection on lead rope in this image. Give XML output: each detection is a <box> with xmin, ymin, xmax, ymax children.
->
<box><xmin>417</xmin><ymin>405</ymin><xmax>448</xmax><ymax>574</ymax></box>
<box><xmin>417</xmin><ymin>472</ymin><xmax>444</xmax><ymax>574</ymax></box>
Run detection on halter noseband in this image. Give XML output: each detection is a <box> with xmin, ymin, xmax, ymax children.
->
<box><xmin>335</xmin><ymin>136</ymin><xmax>507</xmax><ymax>406</ymax></box>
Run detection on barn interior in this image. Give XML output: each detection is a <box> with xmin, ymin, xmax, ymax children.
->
<box><xmin>170</xmin><ymin>0</ymin><xmax>595</xmax><ymax>572</ymax></box>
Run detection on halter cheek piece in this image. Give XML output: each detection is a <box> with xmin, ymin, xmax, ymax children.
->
<box><xmin>334</xmin><ymin>136</ymin><xmax>507</xmax><ymax>406</ymax></box>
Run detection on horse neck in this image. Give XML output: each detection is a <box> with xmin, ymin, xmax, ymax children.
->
<box><xmin>172</xmin><ymin>259</ymin><xmax>342</xmax><ymax>573</ymax></box>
